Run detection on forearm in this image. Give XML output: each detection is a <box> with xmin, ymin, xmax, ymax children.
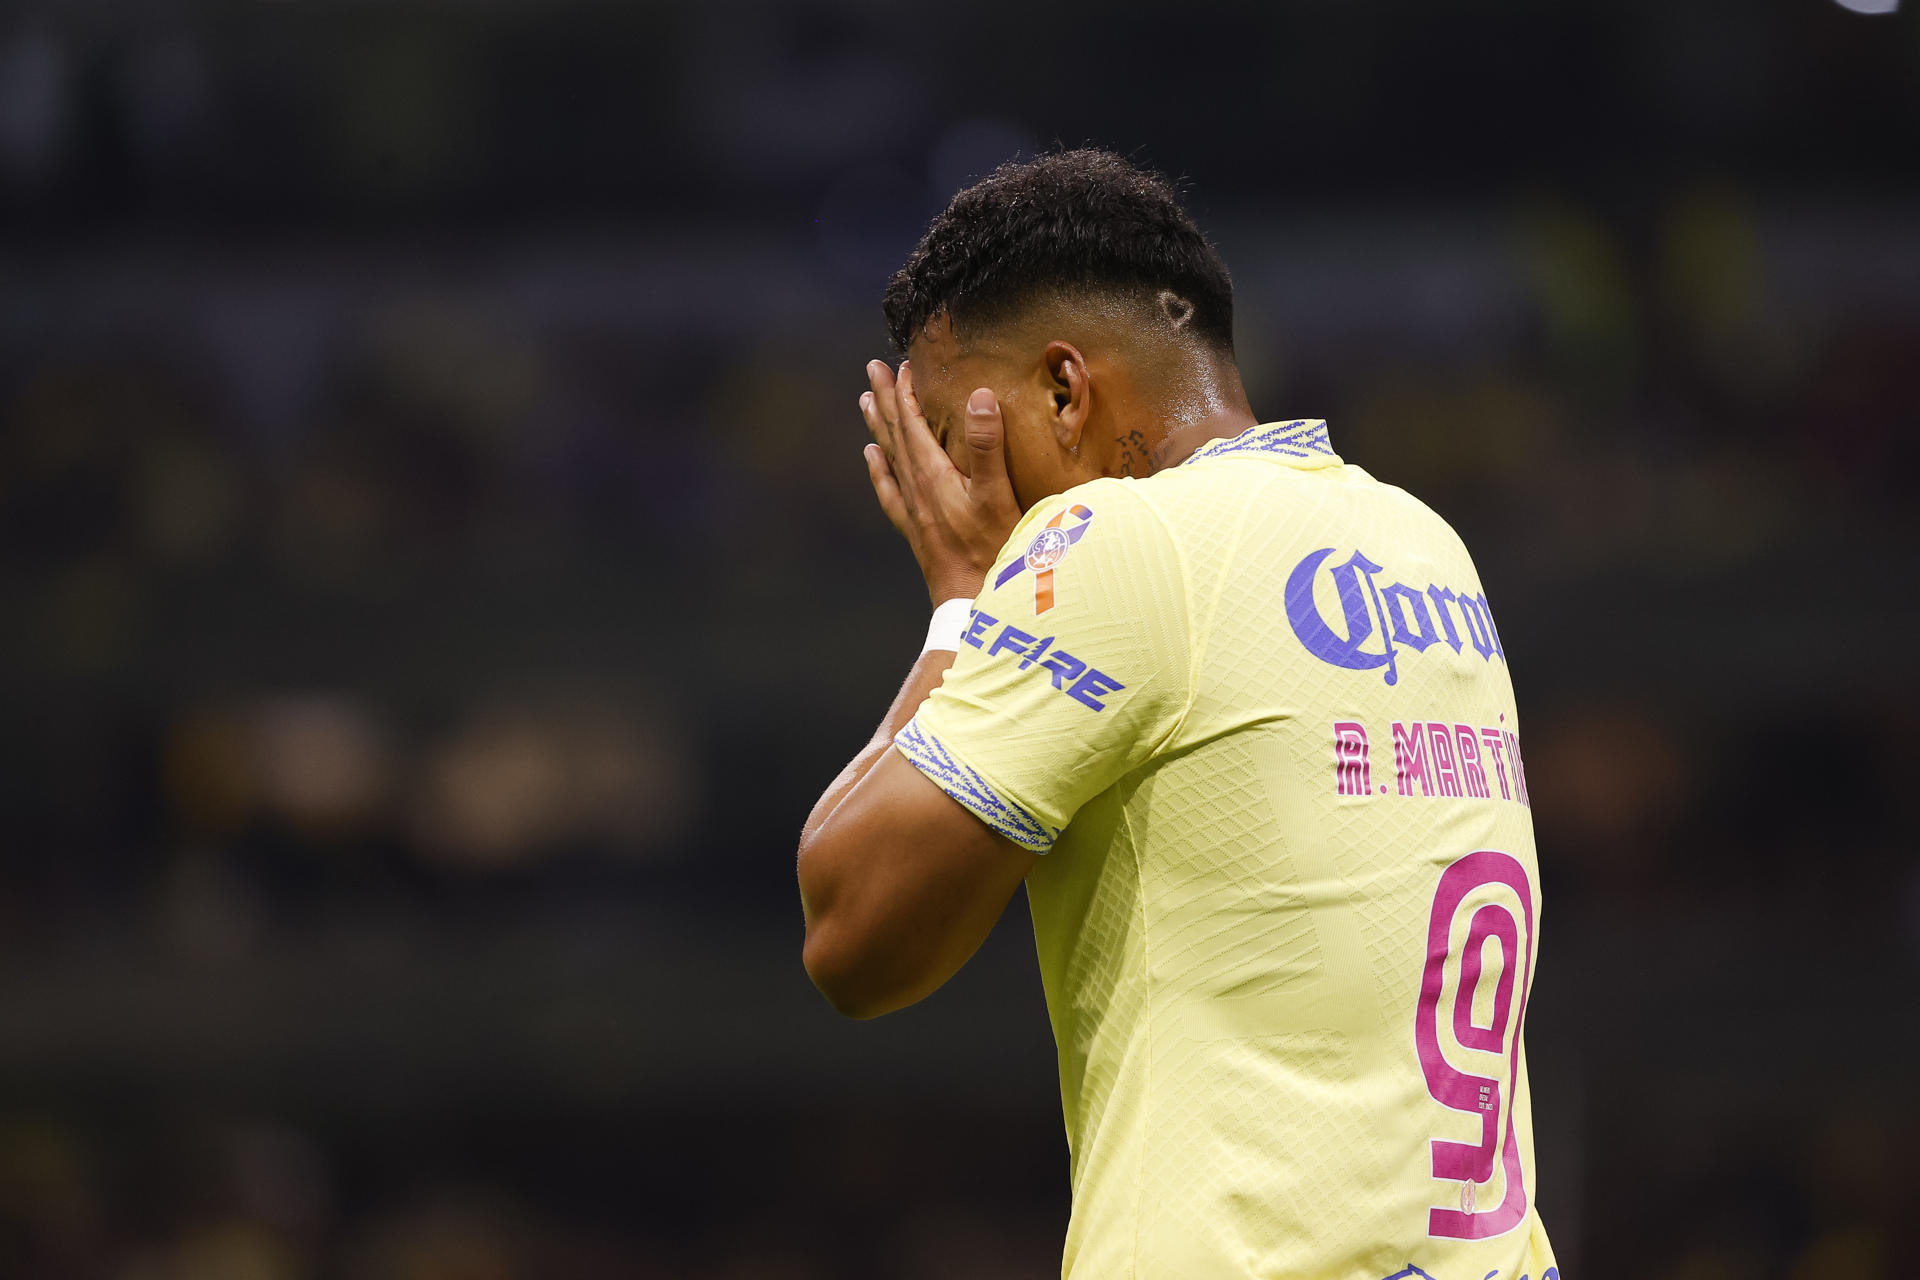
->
<box><xmin>800</xmin><ymin>649</ymin><xmax>955</xmax><ymax>849</ymax></box>
<box><xmin>795</xmin><ymin>641</ymin><xmax>1032</xmax><ymax>1018</ymax></box>
<box><xmin>795</xmin><ymin>359</ymin><xmax>1030</xmax><ymax>1013</ymax></box>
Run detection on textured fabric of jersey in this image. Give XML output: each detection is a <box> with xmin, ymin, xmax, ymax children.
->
<box><xmin>895</xmin><ymin>421</ymin><xmax>1559</xmax><ymax>1280</ymax></box>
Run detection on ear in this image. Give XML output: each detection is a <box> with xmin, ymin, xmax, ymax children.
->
<box><xmin>1042</xmin><ymin>340</ymin><xmax>1091</xmax><ymax>451</ymax></box>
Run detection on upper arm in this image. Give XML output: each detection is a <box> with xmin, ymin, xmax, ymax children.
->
<box><xmin>801</xmin><ymin>481</ymin><xmax>1192</xmax><ymax>1017</ymax></box>
<box><xmin>800</xmin><ymin>746</ymin><xmax>1036</xmax><ymax>1018</ymax></box>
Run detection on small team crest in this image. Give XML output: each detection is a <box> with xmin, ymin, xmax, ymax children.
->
<box><xmin>1025</xmin><ymin>526</ymin><xmax>1072</xmax><ymax>573</ymax></box>
<box><xmin>992</xmin><ymin>503</ymin><xmax>1093</xmax><ymax>615</ymax></box>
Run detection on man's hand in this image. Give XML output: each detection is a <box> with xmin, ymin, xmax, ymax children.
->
<box><xmin>860</xmin><ymin>360</ymin><xmax>1025</xmax><ymax>605</ymax></box>
<box><xmin>797</xmin><ymin>360</ymin><xmax>1036</xmax><ymax>1019</ymax></box>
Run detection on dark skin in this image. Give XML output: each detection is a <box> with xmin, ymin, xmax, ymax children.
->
<box><xmin>796</xmin><ymin>296</ymin><xmax>1257</xmax><ymax>1018</ymax></box>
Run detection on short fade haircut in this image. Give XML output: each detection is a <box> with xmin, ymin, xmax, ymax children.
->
<box><xmin>883</xmin><ymin>148</ymin><xmax>1235</xmax><ymax>355</ymax></box>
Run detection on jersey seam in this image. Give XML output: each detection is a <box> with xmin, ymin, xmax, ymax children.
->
<box><xmin>1121</xmin><ymin>486</ymin><xmax>1202</xmax><ymax>756</ymax></box>
<box><xmin>1117</xmin><ymin>796</ymin><xmax>1150</xmax><ymax>1280</ymax></box>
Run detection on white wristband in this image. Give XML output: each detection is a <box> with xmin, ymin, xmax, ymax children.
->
<box><xmin>922</xmin><ymin>597</ymin><xmax>976</xmax><ymax>654</ymax></box>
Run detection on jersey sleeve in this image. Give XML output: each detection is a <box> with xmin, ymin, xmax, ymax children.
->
<box><xmin>894</xmin><ymin>480</ymin><xmax>1193</xmax><ymax>853</ymax></box>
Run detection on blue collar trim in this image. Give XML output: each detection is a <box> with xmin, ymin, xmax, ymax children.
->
<box><xmin>1186</xmin><ymin>419</ymin><xmax>1336</xmax><ymax>464</ymax></box>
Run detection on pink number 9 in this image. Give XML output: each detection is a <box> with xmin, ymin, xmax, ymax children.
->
<box><xmin>1414</xmin><ymin>849</ymin><xmax>1536</xmax><ymax>1240</ymax></box>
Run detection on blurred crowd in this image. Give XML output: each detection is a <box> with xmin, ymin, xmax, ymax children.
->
<box><xmin>0</xmin><ymin>1101</ymin><xmax>1086</xmax><ymax>1280</ymax></box>
<box><xmin>2</xmin><ymin>1</ymin><xmax>1917</xmax><ymax>1276</ymax></box>
<box><xmin>1</xmin><ymin>186</ymin><xmax>1911</xmax><ymax>1280</ymax></box>
<box><xmin>4</xmin><ymin>184</ymin><xmax>1913</xmax><ymax>921</ymax></box>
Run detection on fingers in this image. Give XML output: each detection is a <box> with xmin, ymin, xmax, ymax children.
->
<box><xmin>863</xmin><ymin>443</ymin><xmax>909</xmax><ymax>535</ymax></box>
<box><xmin>961</xmin><ymin>387</ymin><xmax>1016</xmax><ymax>509</ymax></box>
<box><xmin>863</xmin><ymin>360</ymin><xmax>900</xmax><ymax>458</ymax></box>
<box><xmin>895</xmin><ymin>359</ymin><xmax>922</xmax><ymax>419</ymax></box>
<box><xmin>863</xmin><ymin>359</ymin><xmax>954</xmax><ymax>499</ymax></box>
<box><xmin>891</xmin><ymin>361</ymin><xmax>951</xmax><ymax>474</ymax></box>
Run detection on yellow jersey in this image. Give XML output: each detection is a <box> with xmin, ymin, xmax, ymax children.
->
<box><xmin>895</xmin><ymin>421</ymin><xmax>1560</xmax><ymax>1280</ymax></box>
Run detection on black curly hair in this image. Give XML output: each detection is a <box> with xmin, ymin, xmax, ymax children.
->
<box><xmin>883</xmin><ymin>149</ymin><xmax>1235</xmax><ymax>355</ymax></box>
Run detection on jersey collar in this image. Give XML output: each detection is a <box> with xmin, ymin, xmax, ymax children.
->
<box><xmin>1183</xmin><ymin>419</ymin><xmax>1339</xmax><ymax>468</ymax></box>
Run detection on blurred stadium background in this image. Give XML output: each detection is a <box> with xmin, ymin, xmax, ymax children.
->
<box><xmin>0</xmin><ymin>0</ymin><xmax>1916</xmax><ymax>1276</ymax></box>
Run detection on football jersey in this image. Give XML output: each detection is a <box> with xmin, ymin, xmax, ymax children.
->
<box><xmin>895</xmin><ymin>420</ymin><xmax>1559</xmax><ymax>1280</ymax></box>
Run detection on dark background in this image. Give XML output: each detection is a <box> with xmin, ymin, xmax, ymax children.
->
<box><xmin>1</xmin><ymin>0</ymin><xmax>1917</xmax><ymax>1276</ymax></box>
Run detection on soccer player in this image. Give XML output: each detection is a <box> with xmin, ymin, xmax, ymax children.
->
<box><xmin>796</xmin><ymin>150</ymin><xmax>1559</xmax><ymax>1280</ymax></box>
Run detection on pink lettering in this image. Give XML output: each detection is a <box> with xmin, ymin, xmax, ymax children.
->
<box><xmin>1480</xmin><ymin>728</ymin><xmax>1510</xmax><ymax>800</ymax></box>
<box><xmin>1383</xmin><ymin>719</ymin><xmax>1530</xmax><ymax>809</ymax></box>
<box><xmin>1393</xmin><ymin>721</ymin><xmax>1433</xmax><ymax>797</ymax></box>
<box><xmin>1333</xmin><ymin>721</ymin><xmax>1371</xmax><ymax>796</ymax></box>
<box><xmin>1427</xmin><ymin>723</ymin><xmax>1464</xmax><ymax>798</ymax></box>
<box><xmin>1454</xmin><ymin>724</ymin><xmax>1490</xmax><ymax>799</ymax></box>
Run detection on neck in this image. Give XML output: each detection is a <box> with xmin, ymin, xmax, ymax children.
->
<box><xmin>1144</xmin><ymin>403</ymin><xmax>1259</xmax><ymax>473</ymax></box>
<box><xmin>1132</xmin><ymin>359</ymin><xmax>1258</xmax><ymax>474</ymax></box>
